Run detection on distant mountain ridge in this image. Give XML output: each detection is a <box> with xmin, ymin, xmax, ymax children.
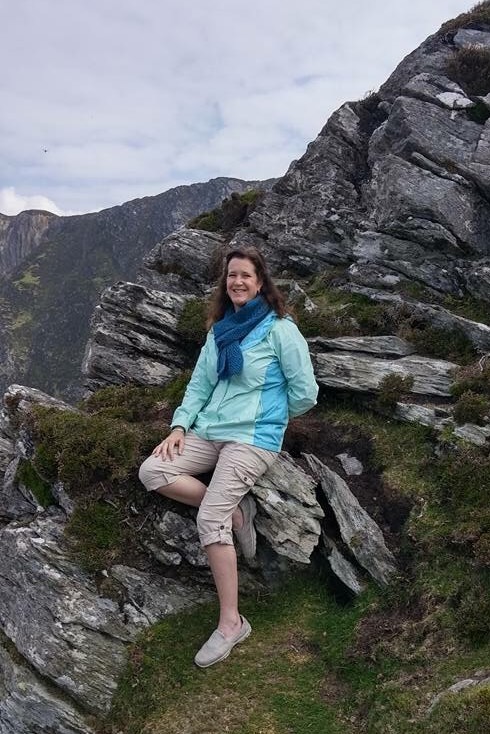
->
<box><xmin>0</xmin><ymin>177</ymin><xmax>273</xmax><ymax>399</ymax></box>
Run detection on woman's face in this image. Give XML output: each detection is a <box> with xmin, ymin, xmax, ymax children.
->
<box><xmin>226</xmin><ymin>256</ymin><xmax>262</xmax><ymax>311</ymax></box>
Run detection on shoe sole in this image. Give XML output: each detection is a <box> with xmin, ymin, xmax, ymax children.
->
<box><xmin>194</xmin><ymin>624</ymin><xmax>252</xmax><ymax>668</ymax></box>
<box><xmin>236</xmin><ymin>495</ymin><xmax>257</xmax><ymax>559</ymax></box>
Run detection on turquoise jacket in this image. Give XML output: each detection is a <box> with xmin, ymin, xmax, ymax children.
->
<box><xmin>171</xmin><ymin>312</ymin><xmax>318</xmax><ymax>451</ymax></box>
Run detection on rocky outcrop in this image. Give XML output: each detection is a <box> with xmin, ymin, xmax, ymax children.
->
<box><xmin>304</xmin><ymin>454</ymin><xmax>397</xmax><ymax>586</ymax></box>
<box><xmin>82</xmin><ymin>282</ymin><xmax>195</xmax><ymax>392</ymax></box>
<box><xmin>252</xmin><ymin>452</ymin><xmax>324</xmax><ymax>564</ymax></box>
<box><xmin>313</xmin><ymin>350</ymin><xmax>457</xmax><ymax>396</ymax></box>
<box><xmin>0</xmin><ymin>641</ymin><xmax>94</xmax><ymax>734</ymax></box>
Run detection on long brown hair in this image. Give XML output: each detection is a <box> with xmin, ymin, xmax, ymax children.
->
<box><xmin>207</xmin><ymin>246</ymin><xmax>287</xmax><ymax>328</ymax></box>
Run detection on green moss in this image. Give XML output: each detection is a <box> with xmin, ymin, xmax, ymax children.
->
<box><xmin>15</xmin><ymin>459</ymin><xmax>55</xmax><ymax>507</ymax></box>
<box><xmin>187</xmin><ymin>210</ymin><xmax>221</xmax><ymax>232</ymax></box>
<box><xmin>105</xmin><ymin>575</ymin><xmax>373</xmax><ymax>734</ymax></box>
<box><xmin>65</xmin><ymin>502</ymin><xmax>125</xmax><ymax>571</ymax></box>
<box><xmin>81</xmin><ymin>385</ymin><xmax>169</xmax><ymax>422</ymax></box>
<box><xmin>31</xmin><ymin>406</ymin><xmax>142</xmax><ymax>492</ymax></box>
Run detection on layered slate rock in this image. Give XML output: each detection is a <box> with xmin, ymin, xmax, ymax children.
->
<box><xmin>148</xmin><ymin>510</ymin><xmax>209</xmax><ymax>568</ymax></box>
<box><xmin>0</xmin><ymin>643</ymin><xmax>94</xmax><ymax>734</ymax></box>
<box><xmin>313</xmin><ymin>350</ymin><xmax>457</xmax><ymax>396</ymax></box>
<box><xmin>0</xmin><ymin>511</ymin><xmax>209</xmax><ymax>715</ymax></box>
<box><xmin>82</xmin><ymin>282</ymin><xmax>194</xmax><ymax>392</ymax></box>
<box><xmin>304</xmin><ymin>454</ymin><xmax>397</xmax><ymax>586</ymax></box>
<box><xmin>252</xmin><ymin>452</ymin><xmax>324</xmax><ymax>564</ymax></box>
<box><xmin>321</xmin><ymin>532</ymin><xmax>365</xmax><ymax>595</ymax></box>
<box><xmin>138</xmin><ymin>228</ymin><xmax>226</xmax><ymax>293</ymax></box>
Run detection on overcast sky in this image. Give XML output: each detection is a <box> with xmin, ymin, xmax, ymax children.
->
<box><xmin>1</xmin><ymin>0</ymin><xmax>471</xmax><ymax>216</ymax></box>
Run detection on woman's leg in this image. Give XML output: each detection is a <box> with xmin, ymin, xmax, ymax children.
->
<box><xmin>205</xmin><ymin>543</ymin><xmax>241</xmax><ymax>637</ymax></box>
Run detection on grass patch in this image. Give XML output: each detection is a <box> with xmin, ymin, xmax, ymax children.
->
<box><xmin>442</xmin><ymin>294</ymin><xmax>490</xmax><ymax>327</ymax></box>
<box><xmin>15</xmin><ymin>458</ymin><xmax>55</xmax><ymax>507</ymax></box>
<box><xmin>439</xmin><ymin>1</ymin><xmax>490</xmax><ymax>35</ymax></box>
<box><xmin>102</xmin><ymin>576</ymin><xmax>377</xmax><ymax>734</ymax></box>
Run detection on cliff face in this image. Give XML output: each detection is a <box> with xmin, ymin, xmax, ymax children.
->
<box><xmin>0</xmin><ymin>177</ymin><xmax>270</xmax><ymax>400</ymax></box>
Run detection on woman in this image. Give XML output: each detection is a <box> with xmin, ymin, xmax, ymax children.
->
<box><xmin>139</xmin><ymin>246</ymin><xmax>318</xmax><ymax>668</ymax></box>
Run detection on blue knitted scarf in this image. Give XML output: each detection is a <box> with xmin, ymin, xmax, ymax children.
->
<box><xmin>213</xmin><ymin>295</ymin><xmax>271</xmax><ymax>380</ymax></box>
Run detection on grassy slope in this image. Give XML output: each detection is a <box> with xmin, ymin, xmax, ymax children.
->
<box><xmin>90</xmin><ymin>397</ymin><xmax>490</xmax><ymax>734</ymax></box>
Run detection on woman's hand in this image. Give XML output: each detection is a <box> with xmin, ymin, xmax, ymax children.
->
<box><xmin>152</xmin><ymin>428</ymin><xmax>185</xmax><ymax>461</ymax></box>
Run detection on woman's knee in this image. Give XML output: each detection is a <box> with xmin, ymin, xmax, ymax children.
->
<box><xmin>138</xmin><ymin>455</ymin><xmax>171</xmax><ymax>493</ymax></box>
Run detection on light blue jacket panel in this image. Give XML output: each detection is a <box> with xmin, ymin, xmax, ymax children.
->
<box><xmin>171</xmin><ymin>312</ymin><xmax>318</xmax><ymax>451</ymax></box>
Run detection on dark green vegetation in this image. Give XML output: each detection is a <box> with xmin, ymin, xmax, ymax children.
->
<box><xmin>15</xmin><ymin>458</ymin><xmax>55</xmax><ymax>507</ymax></box>
<box><xmin>295</xmin><ymin>277</ymin><xmax>479</xmax><ymax>364</ymax></box>
<box><xmin>188</xmin><ymin>189</ymin><xmax>263</xmax><ymax>233</ymax></box>
<box><xmin>97</xmin><ymin>398</ymin><xmax>490</xmax><ymax>733</ymax></box>
<box><xmin>439</xmin><ymin>0</ymin><xmax>490</xmax><ymax>35</ymax></box>
<box><xmin>28</xmin><ymin>383</ymin><xmax>188</xmax><ymax>570</ymax></box>
<box><xmin>176</xmin><ymin>298</ymin><xmax>208</xmax><ymax>350</ymax></box>
<box><xmin>446</xmin><ymin>45</ymin><xmax>490</xmax><ymax>96</ymax></box>
<box><xmin>451</xmin><ymin>361</ymin><xmax>490</xmax><ymax>424</ymax></box>
<box><xmin>376</xmin><ymin>374</ymin><xmax>414</xmax><ymax>411</ymax></box>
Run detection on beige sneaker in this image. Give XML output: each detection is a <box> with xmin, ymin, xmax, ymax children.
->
<box><xmin>194</xmin><ymin>616</ymin><xmax>252</xmax><ymax>668</ymax></box>
<box><xmin>234</xmin><ymin>493</ymin><xmax>257</xmax><ymax>559</ymax></box>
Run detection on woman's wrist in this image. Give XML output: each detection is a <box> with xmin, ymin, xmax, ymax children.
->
<box><xmin>172</xmin><ymin>425</ymin><xmax>185</xmax><ymax>433</ymax></box>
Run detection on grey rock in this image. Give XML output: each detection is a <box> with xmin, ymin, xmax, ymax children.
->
<box><xmin>309</xmin><ymin>335</ymin><xmax>415</xmax><ymax>357</ymax></box>
<box><xmin>313</xmin><ymin>350</ymin><xmax>457</xmax><ymax>396</ymax></box>
<box><xmin>0</xmin><ymin>511</ymin><xmax>206</xmax><ymax>715</ymax></box>
<box><xmin>321</xmin><ymin>532</ymin><xmax>365</xmax><ymax>595</ymax></box>
<box><xmin>252</xmin><ymin>452</ymin><xmax>324</xmax><ymax>564</ymax></box>
<box><xmin>82</xmin><ymin>282</ymin><xmax>194</xmax><ymax>392</ymax></box>
<box><xmin>453</xmin><ymin>29</ymin><xmax>490</xmax><ymax>50</ymax></box>
<box><xmin>395</xmin><ymin>402</ymin><xmax>452</xmax><ymax>428</ymax></box>
<box><xmin>51</xmin><ymin>481</ymin><xmax>76</xmax><ymax>516</ymax></box>
<box><xmin>109</xmin><ymin>564</ymin><xmax>214</xmax><ymax>625</ymax></box>
<box><xmin>0</xmin><ymin>642</ymin><xmax>94</xmax><ymax>734</ymax></box>
<box><xmin>304</xmin><ymin>454</ymin><xmax>397</xmax><ymax>586</ymax></box>
<box><xmin>139</xmin><ymin>228</ymin><xmax>226</xmax><ymax>292</ymax></box>
<box><xmin>0</xmin><ymin>457</ymin><xmax>39</xmax><ymax>520</ymax></box>
<box><xmin>403</xmin><ymin>73</ymin><xmax>474</xmax><ymax>110</ymax></box>
<box><xmin>336</xmin><ymin>453</ymin><xmax>364</xmax><ymax>476</ymax></box>
<box><xmin>0</xmin><ymin>436</ymin><xmax>14</xmax><ymax>475</ymax></box>
<box><xmin>151</xmin><ymin>510</ymin><xmax>208</xmax><ymax>567</ymax></box>
<box><xmin>453</xmin><ymin>423</ymin><xmax>490</xmax><ymax>446</ymax></box>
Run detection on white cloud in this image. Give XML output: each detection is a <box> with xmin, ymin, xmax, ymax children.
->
<box><xmin>0</xmin><ymin>187</ymin><xmax>69</xmax><ymax>216</ymax></box>
<box><xmin>0</xmin><ymin>0</ymin><xmax>472</xmax><ymax>213</ymax></box>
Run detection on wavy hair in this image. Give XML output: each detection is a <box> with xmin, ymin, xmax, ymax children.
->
<box><xmin>207</xmin><ymin>246</ymin><xmax>288</xmax><ymax>328</ymax></box>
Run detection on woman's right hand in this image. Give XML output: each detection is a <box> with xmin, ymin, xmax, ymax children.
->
<box><xmin>152</xmin><ymin>428</ymin><xmax>185</xmax><ymax>461</ymax></box>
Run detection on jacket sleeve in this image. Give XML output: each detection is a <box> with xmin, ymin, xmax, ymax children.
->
<box><xmin>171</xmin><ymin>331</ymin><xmax>217</xmax><ymax>431</ymax></box>
<box><xmin>270</xmin><ymin>318</ymin><xmax>319</xmax><ymax>418</ymax></box>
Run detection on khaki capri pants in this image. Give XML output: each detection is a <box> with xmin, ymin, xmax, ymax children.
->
<box><xmin>138</xmin><ymin>431</ymin><xmax>277</xmax><ymax>547</ymax></box>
